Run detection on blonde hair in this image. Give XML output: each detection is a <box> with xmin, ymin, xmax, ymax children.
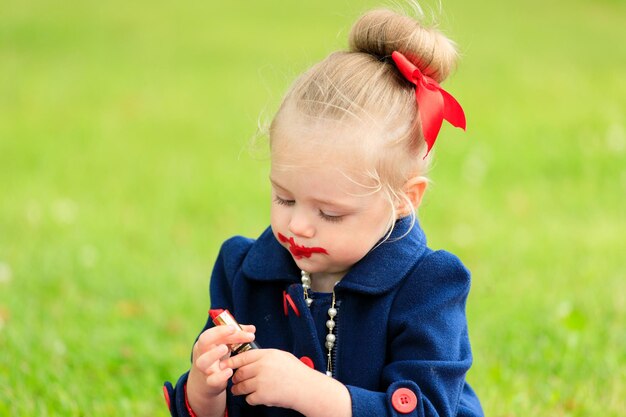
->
<box><xmin>269</xmin><ymin>8</ymin><xmax>459</xmax><ymax>228</ymax></box>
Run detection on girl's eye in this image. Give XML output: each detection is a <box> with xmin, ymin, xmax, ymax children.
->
<box><xmin>274</xmin><ymin>196</ymin><xmax>295</xmax><ymax>206</ymax></box>
<box><xmin>319</xmin><ymin>210</ymin><xmax>344</xmax><ymax>223</ymax></box>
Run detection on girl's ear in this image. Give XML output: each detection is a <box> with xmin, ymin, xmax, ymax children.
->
<box><xmin>395</xmin><ymin>176</ymin><xmax>428</xmax><ymax>218</ymax></box>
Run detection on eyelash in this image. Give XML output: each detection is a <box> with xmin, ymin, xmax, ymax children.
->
<box><xmin>273</xmin><ymin>196</ymin><xmax>344</xmax><ymax>223</ymax></box>
<box><xmin>273</xmin><ymin>196</ymin><xmax>295</xmax><ymax>206</ymax></box>
<box><xmin>318</xmin><ymin>211</ymin><xmax>344</xmax><ymax>223</ymax></box>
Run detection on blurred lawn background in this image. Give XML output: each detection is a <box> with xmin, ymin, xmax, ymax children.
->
<box><xmin>1</xmin><ymin>0</ymin><xmax>625</xmax><ymax>415</ymax></box>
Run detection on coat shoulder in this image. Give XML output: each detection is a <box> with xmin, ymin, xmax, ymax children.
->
<box><xmin>218</xmin><ymin>235</ymin><xmax>256</xmax><ymax>278</ymax></box>
<box><xmin>418</xmin><ymin>249</ymin><xmax>470</xmax><ymax>282</ymax></box>
<box><xmin>401</xmin><ymin>249</ymin><xmax>471</xmax><ymax>297</ymax></box>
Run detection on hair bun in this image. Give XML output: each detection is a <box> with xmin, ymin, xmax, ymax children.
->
<box><xmin>348</xmin><ymin>8</ymin><xmax>458</xmax><ymax>83</ymax></box>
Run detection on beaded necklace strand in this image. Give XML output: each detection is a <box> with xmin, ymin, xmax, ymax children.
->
<box><xmin>301</xmin><ymin>270</ymin><xmax>338</xmax><ymax>377</ymax></box>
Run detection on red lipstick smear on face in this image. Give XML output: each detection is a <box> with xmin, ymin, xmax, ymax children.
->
<box><xmin>278</xmin><ymin>233</ymin><xmax>328</xmax><ymax>259</ymax></box>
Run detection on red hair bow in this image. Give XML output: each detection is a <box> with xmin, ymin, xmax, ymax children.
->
<box><xmin>391</xmin><ymin>51</ymin><xmax>466</xmax><ymax>157</ymax></box>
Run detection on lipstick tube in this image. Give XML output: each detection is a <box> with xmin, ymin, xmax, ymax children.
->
<box><xmin>211</xmin><ymin>309</ymin><xmax>260</xmax><ymax>354</ymax></box>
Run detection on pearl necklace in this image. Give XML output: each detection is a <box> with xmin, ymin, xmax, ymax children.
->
<box><xmin>301</xmin><ymin>270</ymin><xmax>337</xmax><ymax>377</ymax></box>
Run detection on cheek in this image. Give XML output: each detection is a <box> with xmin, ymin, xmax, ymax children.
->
<box><xmin>269</xmin><ymin>207</ymin><xmax>281</xmax><ymax>236</ymax></box>
<box><xmin>323</xmin><ymin>232</ymin><xmax>375</xmax><ymax>261</ymax></box>
<box><xmin>325</xmin><ymin>215</ymin><xmax>391</xmax><ymax>255</ymax></box>
<box><xmin>270</xmin><ymin>203</ymin><xmax>285</xmax><ymax>227</ymax></box>
<box><xmin>270</xmin><ymin>205</ymin><xmax>297</xmax><ymax>243</ymax></box>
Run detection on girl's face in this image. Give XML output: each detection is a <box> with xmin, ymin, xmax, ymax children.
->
<box><xmin>269</xmin><ymin>152</ymin><xmax>394</xmax><ymax>281</ymax></box>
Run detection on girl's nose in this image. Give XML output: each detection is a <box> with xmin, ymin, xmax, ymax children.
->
<box><xmin>288</xmin><ymin>208</ymin><xmax>315</xmax><ymax>238</ymax></box>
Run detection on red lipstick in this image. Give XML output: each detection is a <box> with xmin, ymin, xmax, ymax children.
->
<box><xmin>277</xmin><ymin>233</ymin><xmax>328</xmax><ymax>259</ymax></box>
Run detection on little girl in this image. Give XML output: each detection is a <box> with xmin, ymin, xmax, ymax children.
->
<box><xmin>164</xmin><ymin>8</ymin><xmax>483</xmax><ymax>417</ymax></box>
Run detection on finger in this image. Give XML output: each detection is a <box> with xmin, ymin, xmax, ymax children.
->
<box><xmin>196</xmin><ymin>326</ymin><xmax>255</xmax><ymax>354</ymax></box>
<box><xmin>245</xmin><ymin>392</ymin><xmax>262</xmax><ymax>407</ymax></box>
<box><xmin>231</xmin><ymin>378</ymin><xmax>255</xmax><ymax>397</ymax></box>
<box><xmin>205</xmin><ymin>367</ymin><xmax>233</xmax><ymax>390</ymax></box>
<box><xmin>196</xmin><ymin>325</ymin><xmax>237</xmax><ymax>353</ymax></box>
<box><xmin>239</xmin><ymin>324</ymin><xmax>256</xmax><ymax>333</ymax></box>
<box><xmin>195</xmin><ymin>344</ymin><xmax>229</xmax><ymax>372</ymax></box>
<box><xmin>221</xmin><ymin>329</ymin><xmax>256</xmax><ymax>347</ymax></box>
<box><xmin>231</xmin><ymin>362</ymin><xmax>259</xmax><ymax>385</ymax></box>
<box><xmin>221</xmin><ymin>349</ymin><xmax>262</xmax><ymax>370</ymax></box>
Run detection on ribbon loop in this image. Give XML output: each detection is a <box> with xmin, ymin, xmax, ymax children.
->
<box><xmin>391</xmin><ymin>51</ymin><xmax>466</xmax><ymax>157</ymax></box>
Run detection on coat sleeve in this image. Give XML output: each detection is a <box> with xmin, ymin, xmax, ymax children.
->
<box><xmin>346</xmin><ymin>250</ymin><xmax>482</xmax><ymax>417</ymax></box>
<box><xmin>162</xmin><ymin>236</ymin><xmax>254</xmax><ymax>417</ymax></box>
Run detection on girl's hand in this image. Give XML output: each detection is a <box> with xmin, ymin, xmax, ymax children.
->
<box><xmin>222</xmin><ymin>349</ymin><xmax>312</xmax><ymax>409</ymax></box>
<box><xmin>186</xmin><ymin>324</ymin><xmax>256</xmax><ymax>417</ymax></box>
<box><xmin>222</xmin><ymin>349</ymin><xmax>351</xmax><ymax>416</ymax></box>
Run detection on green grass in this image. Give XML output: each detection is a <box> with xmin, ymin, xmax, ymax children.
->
<box><xmin>1</xmin><ymin>0</ymin><xmax>625</xmax><ymax>415</ymax></box>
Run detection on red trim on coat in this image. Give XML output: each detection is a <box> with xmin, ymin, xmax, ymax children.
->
<box><xmin>162</xmin><ymin>385</ymin><xmax>171</xmax><ymax>409</ymax></box>
<box><xmin>183</xmin><ymin>382</ymin><xmax>228</xmax><ymax>417</ymax></box>
<box><xmin>284</xmin><ymin>293</ymin><xmax>300</xmax><ymax>317</ymax></box>
<box><xmin>183</xmin><ymin>382</ymin><xmax>198</xmax><ymax>417</ymax></box>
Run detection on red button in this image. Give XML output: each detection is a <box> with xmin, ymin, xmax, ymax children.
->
<box><xmin>391</xmin><ymin>388</ymin><xmax>418</xmax><ymax>414</ymax></box>
<box><xmin>300</xmin><ymin>356</ymin><xmax>315</xmax><ymax>369</ymax></box>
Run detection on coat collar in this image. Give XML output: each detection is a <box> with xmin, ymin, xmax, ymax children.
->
<box><xmin>242</xmin><ymin>216</ymin><xmax>427</xmax><ymax>295</ymax></box>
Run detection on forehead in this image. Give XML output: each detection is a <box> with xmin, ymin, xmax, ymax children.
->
<box><xmin>270</xmin><ymin>138</ymin><xmax>381</xmax><ymax>201</ymax></box>
<box><xmin>271</xmin><ymin>112</ymin><xmax>375</xmax><ymax>168</ymax></box>
<box><xmin>270</xmin><ymin>164</ymin><xmax>378</xmax><ymax>203</ymax></box>
<box><xmin>268</xmin><ymin>107</ymin><xmax>396</xmax><ymax>197</ymax></box>
<box><xmin>271</xmin><ymin>140</ymin><xmax>378</xmax><ymax>197</ymax></box>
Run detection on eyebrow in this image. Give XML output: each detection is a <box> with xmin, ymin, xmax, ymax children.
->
<box><xmin>269</xmin><ymin>178</ymin><xmax>288</xmax><ymax>192</ymax></box>
<box><xmin>270</xmin><ymin>177</ymin><xmax>358</xmax><ymax>211</ymax></box>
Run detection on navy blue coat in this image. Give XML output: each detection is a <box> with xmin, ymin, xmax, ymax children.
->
<box><xmin>164</xmin><ymin>218</ymin><xmax>483</xmax><ymax>417</ymax></box>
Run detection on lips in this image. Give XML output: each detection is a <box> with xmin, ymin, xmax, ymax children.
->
<box><xmin>277</xmin><ymin>233</ymin><xmax>328</xmax><ymax>259</ymax></box>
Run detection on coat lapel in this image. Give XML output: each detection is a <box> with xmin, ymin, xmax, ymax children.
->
<box><xmin>242</xmin><ymin>216</ymin><xmax>427</xmax><ymax>295</ymax></box>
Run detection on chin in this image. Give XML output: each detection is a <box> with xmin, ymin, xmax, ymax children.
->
<box><xmin>293</xmin><ymin>258</ymin><xmax>325</xmax><ymax>273</ymax></box>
